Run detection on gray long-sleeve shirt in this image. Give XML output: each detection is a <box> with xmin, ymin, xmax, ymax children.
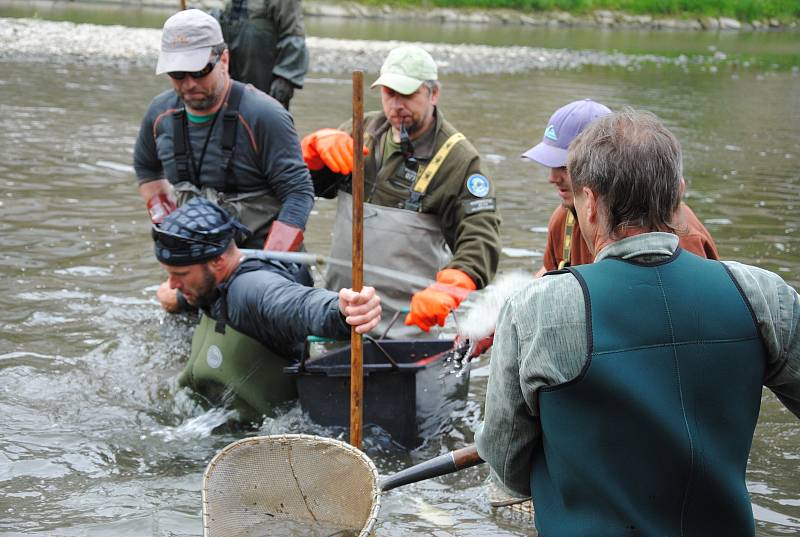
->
<box><xmin>133</xmin><ymin>82</ymin><xmax>313</xmax><ymax>229</ymax></box>
<box><xmin>207</xmin><ymin>258</ymin><xmax>350</xmax><ymax>360</ymax></box>
<box><xmin>475</xmin><ymin>232</ymin><xmax>800</xmax><ymax>498</ymax></box>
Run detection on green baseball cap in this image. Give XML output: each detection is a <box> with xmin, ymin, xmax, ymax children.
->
<box><xmin>371</xmin><ymin>45</ymin><xmax>438</xmax><ymax>95</ymax></box>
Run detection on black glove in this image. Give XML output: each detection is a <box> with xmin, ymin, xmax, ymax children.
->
<box><xmin>269</xmin><ymin>77</ymin><xmax>295</xmax><ymax>110</ymax></box>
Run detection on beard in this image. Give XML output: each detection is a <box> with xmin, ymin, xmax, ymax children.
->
<box><xmin>177</xmin><ymin>77</ymin><xmax>225</xmax><ymax>111</ymax></box>
<box><xmin>184</xmin><ymin>265</ymin><xmax>219</xmax><ymax>309</ymax></box>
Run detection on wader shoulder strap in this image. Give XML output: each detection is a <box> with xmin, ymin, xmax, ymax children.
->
<box><xmin>220</xmin><ymin>81</ymin><xmax>245</xmax><ymax>190</ymax></box>
<box><xmin>405</xmin><ymin>131</ymin><xmax>465</xmax><ymax>211</ymax></box>
<box><xmin>413</xmin><ymin>132</ymin><xmax>466</xmax><ymax>195</ymax></box>
<box><xmin>558</xmin><ymin>210</ymin><xmax>576</xmax><ymax>270</ymax></box>
<box><xmin>172</xmin><ymin>109</ymin><xmax>193</xmax><ymax>184</ymax></box>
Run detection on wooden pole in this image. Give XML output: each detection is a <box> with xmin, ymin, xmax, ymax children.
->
<box><xmin>180</xmin><ymin>0</ymin><xmax>187</xmax><ymax>10</ymax></box>
<box><xmin>350</xmin><ymin>70</ymin><xmax>365</xmax><ymax>449</ymax></box>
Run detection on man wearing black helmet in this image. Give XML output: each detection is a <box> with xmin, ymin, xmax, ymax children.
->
<box><xmin>152</xmin><ymin>197</ymin><xmax>381</xmax><ymax>421</ymax></box>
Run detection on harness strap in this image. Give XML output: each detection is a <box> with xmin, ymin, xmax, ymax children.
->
<box><xmin>412</xmin><ymin>132</ymin><xmax>465</xmax><ymax>195</ymax></box>
<box><xmin>172</xmin><ymin>109</ymin><xmax>193</xmax><ymax>184</ymax></box>
<box><xmin>558</xmin><ymin>210</ymin><xmax>575</xmax><ymax>270</ymax></box>
<box><xmin>220</xmin><ymin>81</ymin><xmax>245</xmax><ymax>191</ymax></box>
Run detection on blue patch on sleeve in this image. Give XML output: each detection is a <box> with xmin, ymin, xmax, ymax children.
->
<box><xmin>466</xmin><ymin>174</ymin><xmax>490</xmax><ymax>198</ymax></box>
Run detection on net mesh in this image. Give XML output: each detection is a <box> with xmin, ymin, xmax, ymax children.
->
<box><xmin>202</xmin><ymin>434</ymin><xmax>381</xmax><ymax>537</ymax></box>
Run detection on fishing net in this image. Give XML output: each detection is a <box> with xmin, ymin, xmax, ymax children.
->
<box><xmin>202</xmin><ymin>434</ymin><xmax>381</xmax><ymax>537</ymax></box>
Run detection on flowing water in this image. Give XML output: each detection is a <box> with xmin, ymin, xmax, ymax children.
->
<box><xmin>0</xmin><ymin>7</ymin><xmax>799</xmax><ymax>537</ymax></box>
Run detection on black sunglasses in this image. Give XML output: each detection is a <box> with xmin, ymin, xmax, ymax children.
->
<box><xmin>151</xmin><ymin>225</ymin><xmax>227</xmax><ymax>249</ymax></box>
<box><xmin>168</xmin><ymin>54</ymin><xmax>221</xmax><ymax>81</ymax></box>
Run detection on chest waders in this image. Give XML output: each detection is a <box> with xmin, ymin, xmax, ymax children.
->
<box><xmin>178</xmin><ymin>314</ymin><xmax>297</xmax><ymax>423</ymax></box>
<box><xmin>171</xmin><ymin>81</ymin><xmax>282</xmax><ymax>249</ymax></box>
<box><xmin>325</xmin><ymin>133</ymin><xmax>464</xmax><ymax>339</ymax></box>
<box><xmin>532</xmin><ymin>250</ymin><xmax>766</xmax><ymax>537</ymax></box>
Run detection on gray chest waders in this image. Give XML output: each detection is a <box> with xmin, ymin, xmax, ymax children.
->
<box><xmin>324</xmin><ymin>191</ymin><xmax>451</xmax><ymax>339</ymax></box>
<box><xmin>171</xmin><ymin>81</ymin><xmax>282</xmax><ymax>248</ymax></box>
<box><xmin>178</xmin><ymin>314</ymin><xmax>297</xmax><ymax>422</ymax></box>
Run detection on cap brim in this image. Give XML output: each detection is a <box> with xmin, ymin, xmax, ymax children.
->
<box><xmin>156</xmin><ymin>46</ymin><xmax>213</xmax><ymax>75</ymax></box>
<box><xmin>370</xmin><ymin>73</ymin><xmax>423</xmax><ymax>95</ymax></box>
<box><xmin>521</xmin><ymin>142</ymin><xmax>568</xmax><ymax>168</ymax></box>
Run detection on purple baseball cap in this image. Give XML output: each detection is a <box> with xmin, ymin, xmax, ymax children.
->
<box><xmin>522</xmin><ymin>99</ymin><xmax>612</xmax><ymax>168</ymax></box>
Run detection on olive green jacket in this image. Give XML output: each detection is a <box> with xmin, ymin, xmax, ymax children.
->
<box><xmin>312</xmin><ymin>109</ymin><xmax>502</xmax><ymax>288</ymax></box>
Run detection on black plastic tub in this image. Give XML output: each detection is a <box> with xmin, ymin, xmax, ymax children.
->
<box><xmin>284</xmin><ymin>339</ymin><xmax>469</xmax><ymax>448</ymax></box>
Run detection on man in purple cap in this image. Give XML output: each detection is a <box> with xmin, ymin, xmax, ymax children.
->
<box><xmin>133</xmin><ymin>9</ymin><xmax>315</xmax><ymax>311</ymax></box>
<box><xmin>523</xmin><ymin>99</ymin><xmax>718</xmax><ymax>276</ymax></box>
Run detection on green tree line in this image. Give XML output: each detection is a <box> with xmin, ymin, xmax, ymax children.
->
<box><xmin>360</xmin><ymin>0</ymin><xmax>800</xmax><ymax>21</ymax></box>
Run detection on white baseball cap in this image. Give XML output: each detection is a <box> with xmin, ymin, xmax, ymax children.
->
<box><xmin>156</xmin><ymin>9</ymin><xmax>224</xmax><ymax>75</ymax></box>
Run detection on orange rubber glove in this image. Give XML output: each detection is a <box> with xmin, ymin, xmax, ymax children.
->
<box><xmin>146</xmin><ymin>192</ymin><xmax>177</xmax><ymax>224</ymax></box>
<box><xmin>301</xmin><ymin>129</ymin><xmax>368</xmax><ymax>174</ymax></box>
<box><xmin>263</xmin><ymin>220</ymin><xmax>304</xmax><ymax>252</ymax></box>
<box><xmin>405</xmin><ymin>269</ymin><xmax>477</xmax><ymax>332</ymax></box>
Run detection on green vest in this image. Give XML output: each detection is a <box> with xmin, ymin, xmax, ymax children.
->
<box><xmin>178</xmin><ymin>314</ymin><xmax>297</xmax><ymax>422</ymax></box>
<box><xmin>532</xmin><ymin>250</ymin><xmax>766</xmax><ymax>537</ymax></box>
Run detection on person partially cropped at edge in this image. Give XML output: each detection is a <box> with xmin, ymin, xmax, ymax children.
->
<box><xmin>300</xmin><ymin>45</ymin><xmax>502</xmax><ymax>337</ymax></box>
<box><xmin>476</xmin><ymin>109</ymin><xmax>800</xmax><ymax>536</ymax></box>
<box><xmin>153</xmin><ymin>197</ymin><xmax>381</xmax><ymax>422</ymax></box>
<box><xmin>133</xmin><ymin>10</ymin><xmax>314</xmax><ymax>311</ymax></box>
<box><xmin>212</xmin><ymin>0</ymin><xmax>308</xmax><ymax>110</ymax></box>
<box><xmin>524</xmin><ymin>99</ymin><xmax>718</xmax><ymax>277</ymax></box>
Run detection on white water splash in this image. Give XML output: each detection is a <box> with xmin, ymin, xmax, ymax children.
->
<box><xmin>458</xmin><ymin>271</ymin><xmax>534</xmax><ymax>341</ymax></box>
<box><xmin>153</xmin><ymin>407</ymin><xmax>238</xmax><ymax>442</ymax></box>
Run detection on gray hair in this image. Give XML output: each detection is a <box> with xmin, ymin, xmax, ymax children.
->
<box><xmin>422</xmin><ymin>80</ymin><xmax>440</xmax><ymax>93</ymax></box>
<box><xmin>567</xmin><ymin>108</ymin><xmax>683</xmax><ymax>238</ymax></box>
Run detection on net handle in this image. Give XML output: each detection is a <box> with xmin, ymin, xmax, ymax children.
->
<box><xmin>380</xmin><ymin>445</ymin><xmax>484</xmax><ymax>492</ymax></box>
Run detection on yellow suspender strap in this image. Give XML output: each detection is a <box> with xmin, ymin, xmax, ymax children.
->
<box><xmin>558</xmin><ymin>211</ymin><xmax>576</xmax><ymax>270</ymax></box>
<box><xmin>412</xmin><ymin>132</ymin><xmax>466</xmax><ymax>194</ymax></box>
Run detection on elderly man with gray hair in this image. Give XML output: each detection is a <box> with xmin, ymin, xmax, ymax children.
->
<box><xmin>476</xmin><ymin>109</ymin><xmax>800</xmax><ymax>536</ymax></box>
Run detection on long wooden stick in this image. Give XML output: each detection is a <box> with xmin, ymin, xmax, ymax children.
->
<box><xmin>350</xmin><ymin>70</ymin><xmax>365</xmax><ymax>449</ymax></box>
<box><xmin>180</xmin><ymin>0</ymin><xmax>187</xmax><ymax>10</ymax></box>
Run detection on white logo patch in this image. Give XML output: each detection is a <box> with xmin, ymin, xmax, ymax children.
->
<box><xmin>466</xmin><ymin>174</ymin><xmax>490</xmax><ymax>198</ymax></box>
<box><xmin>206</xmin><ymin>345</ymin><xmax>223</xmax><ymax>369</ymax></box>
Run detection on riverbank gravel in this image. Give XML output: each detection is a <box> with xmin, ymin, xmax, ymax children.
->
<box><xmin>0</xmin><ymin>17</ymin><xmax>727</xmax><ymax>75</ymax></box>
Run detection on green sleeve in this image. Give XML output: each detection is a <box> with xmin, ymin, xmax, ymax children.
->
<box><xmin>439</xmin><ymin>154</ymin><xmax>502</xmax><ymax>289</ymax></box>
<box><xmin>267</xmin><ymin>0</ymin><xmax>308</xmax><ymax>88</ymax></box>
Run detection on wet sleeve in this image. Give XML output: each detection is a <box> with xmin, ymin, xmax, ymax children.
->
<box><xmin>475</xmin><ymin>299</ymin><xmax>538</xmax><ymax>498</ymax></box>
<box><xmin>133</xmin><ymin>103</ymin><xmax>165</xmax><ymax>184</ymax></box>
<box><xmin>727</xmin><ymin>262</ymin><xmax>800</xmax><ymax>417</ymax></box>
<box><xmin>260</xmin><ymin>102</ymin><xmax>315</xmax><ymax>229</ymax></box>
<box><xmin>231</xmin><ymin>271</ymin><xmax>350</xmax><ymax>350</ymax></box>
<box><xmin>441</xmin><ymin>156</ymin><xmax>501</xmax><ymax>289</ymax></box>
<box><xmin>310</xmin><ymin>168</ymin><xmax>345</xmax><ymax>198</ymax></box>
<box><xmin>268</xmin><ymin>0</ymin><xmax>308</xmax><ymax>88</ymax></box>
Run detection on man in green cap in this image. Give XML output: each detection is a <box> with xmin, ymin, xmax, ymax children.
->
<box><xmin>153</xmin><ymin>197</ymin><xmax>382</xmax><ymax>421</ymax></box>
<box><xmin>301</xmin><ymin>45</ymin><xmax>502</xmax><ymax>338</ymax></box>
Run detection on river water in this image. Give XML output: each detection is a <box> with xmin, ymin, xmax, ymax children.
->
<box><xmin>0</xmin><ymin>8</ymin><xmax>799</xmax><ymax>537</ymax></box>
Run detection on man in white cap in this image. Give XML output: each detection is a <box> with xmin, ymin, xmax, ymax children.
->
<box><xmin>523</xmin><ymin>98</ymin><xmax>718</xmax><ymax>276</ymax></box>
<box><xmin>301</xmin><ymin>45</ymin><xmax>502</xmax><ymax>338</ymax></box>
<box><xmin>133</xmin><ymin>9</ymin><xmax>315</xmax><ymax>311</ymax></box>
